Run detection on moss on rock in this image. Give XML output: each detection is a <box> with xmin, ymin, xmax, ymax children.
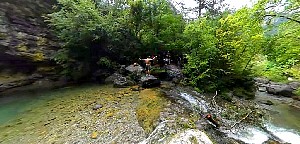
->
<box><xmin>136</xmin><ymin>89</ymin><xmax>167</xmax><ymax>134</ymax></box>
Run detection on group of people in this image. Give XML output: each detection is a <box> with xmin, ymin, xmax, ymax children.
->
<box><xmin>137</xmin><ymin>51</ymin><xmax>175</xmax><ymax>76</ymax></box>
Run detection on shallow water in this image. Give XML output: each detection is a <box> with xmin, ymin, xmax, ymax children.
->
<box><xmin>0</xmin><ymin>84</ymin><xmax>148</xmax><ymax>144</ymax></box>
<box><xmin>1</xmin><ymin>85</ymin><xmax>300</xmax><ymax>144</ymax></box>
<box><xmin>0</xmin><ymin>90</ymin><xmax>56</xmax><ymax>124</ymax></box>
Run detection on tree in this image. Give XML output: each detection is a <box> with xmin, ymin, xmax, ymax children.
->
<box><xmin>195</xmin><ymin>0</ymin><xmax>226</xmax><ymax>17</ymax></box>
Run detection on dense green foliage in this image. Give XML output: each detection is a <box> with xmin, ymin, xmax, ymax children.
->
<box><xmin>46</xmin><ymin>0</ymin><xmax>185</xmax><ymax>80</ymax></box>
<box><xmin>46</xmin><ymin>0</ymin><xmax>299</xmax><ymax>98</ymax></box>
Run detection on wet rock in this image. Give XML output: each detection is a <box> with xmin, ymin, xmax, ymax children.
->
<box><xmin>164</xmin><ymin>65</ymin><xmax>183</xmax><ymax>81</ymax></box>
<box><xmin>93</xmin><ymin>104</ymin><xmax>103</xmax><ymax>110</ymax></box>
<box><xmin>258</xmin><ymin>86</ymin><xmax>267</xmax><ymax>92</ymax></box>
<box><xmin>263</xmin><ymin>139</ymin><xmax>280</xmax><ymax>144</ymax></box>
<box><xmin>105</xmin><ymin>73</ymin><xmax>122</xmax><ymax>84</ymax></box>
<box><xmin>266</xmin><ymin>83</ymin><xmax>293</xmax><ymax>97</ymax></box>
<box><xmin>260</xmin><ymin>100</ymin><xmax>274</xmax><ymax>105</ymax></box>
<box><xmin>288</xmin><ymin>81</ymin><xmax>300</xmax><ymax>90</ymax></box>
<box><xmin>113</xmin><ymin>76</ymin><xmax>135</xmax><ymax>88</ymax></box>
<box><xmin>140</xmin><ymin>75</ymin><xmax>161</xmax><ymax>88</ymax></box>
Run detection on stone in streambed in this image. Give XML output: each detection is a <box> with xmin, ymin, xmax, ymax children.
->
<box><xmin>93</xmin><ymin>104</ymin><xmax>103</xmax><ymax>110</ymax></box>
<box><xmin>90</xmin><ymin>131</ymin><xmax>98</xmax><ymax>139</ymax></box>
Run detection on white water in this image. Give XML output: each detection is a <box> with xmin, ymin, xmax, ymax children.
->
<box><xmin>180</xmin><ymin>93</ymin><xmax>208</xmax><ymax>113</ymax></box>
<box><xmin>178</xmin><ymin>92</ymin><xmax>300</xmax><ymax>144</ymax></box>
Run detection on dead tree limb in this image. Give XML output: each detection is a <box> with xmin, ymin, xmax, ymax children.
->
<box><xmin>210</xmin><ymin>91</ymin><xmax>218</xmax><ymax>108</ymax></box>
<box><xmin>230</xmin><ymin>110</ymin><xmax>254</xmax><ymax>129</ymax></box>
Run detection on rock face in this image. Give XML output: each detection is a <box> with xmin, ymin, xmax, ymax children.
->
<box><xmin>0</xmin><ymin>0</ymin><xmax>58</xmax><ymax>74</ymax></box>
<box><xmin>0</xmin><ymin>73</ymin><xmax>43</xmax><ymax>92</ymax></box>
<box><xmin>141</xmin><ymin>75</ymin><xmax>161</xmax><ymax>88</ymax></box>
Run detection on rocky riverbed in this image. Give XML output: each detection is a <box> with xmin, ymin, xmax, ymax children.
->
<box><xmin>0</xmin><ymin>78</ymin><xmax>299</xmax><ymax>144</ymax></box>
<box><xmin>0</xmin><ymin>84</ymin><xmax>219</xmax><ymax>144</ymax></box>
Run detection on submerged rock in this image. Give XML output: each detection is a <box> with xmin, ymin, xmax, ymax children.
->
<box><xmin>93</xmin><ymin>104</ymin><xmax>103</xmax><ymax>110</ymax></box>
<box><xmin>140</xmin><ymin>75</ymin><xmax>161</xmax><ymax>88</ymax></box>
<box><xmin>259</xmin><ymin>100</ymin><xmax>274</xmax><ymax>106</ymax></box>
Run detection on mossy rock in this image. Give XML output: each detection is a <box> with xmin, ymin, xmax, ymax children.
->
<box><xmin>136</xmin><ymin>89</ymin><xmax>167</xmax><ymax>134</ymax></box>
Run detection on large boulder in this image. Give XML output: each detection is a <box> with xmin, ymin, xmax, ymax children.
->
<box><xmin>125</xmin><ymin>64</ymin><xmax>143</xmax><ymax>74</ymax></box>
<box><xmin>165</xmin><ymin>65</ymin><xmax>183</xmax><ymax>78</ymax></box>
<box><xmin>266</xmin><ymin>83</ymin><xmax>294</xmax><ymax>97</ymax></box>
<box><xmin>104</xmin><ymin>73</ymin><xmax>123</xmax><ymax>84</ymax></box>
<box><xmin>140</xmin><ymin>75</ymin><xmax>161</xmax><ymax>88</ymax></box>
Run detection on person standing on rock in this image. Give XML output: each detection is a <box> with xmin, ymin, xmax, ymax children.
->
<box><xmin>139</xmin><ymin>56</ymin><xmax>157</xmax><ymax>76</ymax></box>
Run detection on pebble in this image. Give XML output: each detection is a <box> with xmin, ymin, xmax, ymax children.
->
<box><xmin>93</xmin><ymin>104</ymin><xmax>103</xmax><ymax>110</ymax></box>
<box><xmin>91</xmin><ymin>131</ymin><xmax>98</xmax><ymax>139</ymax></box>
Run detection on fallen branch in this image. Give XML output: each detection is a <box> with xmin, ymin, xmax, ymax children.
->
<box><xmin>210</xmin><ymin>91</ymin><xmax>218</xmax><ymax>108</ymax></box>
<box><xmin>230</xmin><ymin>110</ymin><xmax>253</xmax><ymax>129</ymax></box>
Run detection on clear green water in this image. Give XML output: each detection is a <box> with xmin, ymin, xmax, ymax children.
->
<box><xmin>255</xmin><ymin>91</ymin><xmax>300</xmax><ymax>133</ymax></box>
<box><xmin>270</xmin><ymin>103</ymin><xmax>300</xmax><ymax>133</ymax></box>
<box><xmin>0</xmin><ymin>86</ymin><xmax>299</xmax><ymax>143</ymax></box>
<box><xmin>0</xmin><ymin>85</ymin><xmax>88</xmax><ymax>125</ymax></box>
<box><xmin>0</xmin><ymin>91</ymin><xmax>52</xmax><ymax>124</ymax></box>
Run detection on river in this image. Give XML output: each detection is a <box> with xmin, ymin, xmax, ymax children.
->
<box><xmin>0</xmin><ymin>85</ymin><xmax>299</xmax><ymax>144</ymax></box>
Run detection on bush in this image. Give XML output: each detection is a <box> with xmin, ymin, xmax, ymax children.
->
<box><xmin>97</xmin><ymin>57</ymin><xmax>118</xmax><ymax>70</ymax></box>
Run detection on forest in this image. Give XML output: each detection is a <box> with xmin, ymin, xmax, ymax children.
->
<box><xmin>46</xmin><ymin>0</ymin><xmax>300</xmax><ymax>98</ymax></box>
